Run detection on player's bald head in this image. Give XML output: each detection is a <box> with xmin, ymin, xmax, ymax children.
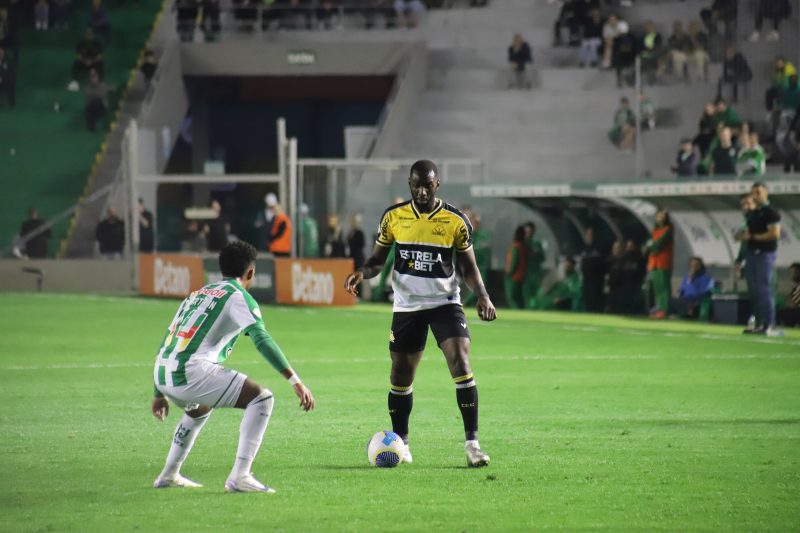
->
<box><xmin>409</xmin><ymin>160</ymin><xmax>438</xmax><ymax>182</ymax></box>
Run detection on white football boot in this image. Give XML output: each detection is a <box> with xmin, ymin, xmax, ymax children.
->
<box><xmin>224</xmin><ymin>473</ymin><xmax>276</xmax><ymax>493</ymax></box>
<box><xmin>401</xmin><ymin>443</ymin><xmax>413</xmax><ymax>464</ymax></box>
<box><xmin>153</xmin><ymin>473</ymin><xmax>203</xmax><ymax>489</ymax></box>
<box><xmin>465</xmin><ymin>441</ymin><xmax>490</xmax><ymax>468</ymax></box>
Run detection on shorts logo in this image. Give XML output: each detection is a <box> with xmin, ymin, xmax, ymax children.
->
<box><xmin>460</xmin><ymin>322</ymin><xmax>467</xmax><ymax>329</ymax></box>
<box><xmin>389</xmin><ymin>331</ymin><xmax>395</xmax><ymax>343</ymax></box>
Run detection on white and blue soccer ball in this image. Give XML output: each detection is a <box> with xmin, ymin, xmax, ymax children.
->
<box><xmin>367</xmin><ymin>430</ymin><xmax>404</xmax><ymax>468</ymax></box>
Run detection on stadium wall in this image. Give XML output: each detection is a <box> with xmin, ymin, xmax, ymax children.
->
<box><xmin>0</xmin><ymin>260</ymin><xmax>134</xmax><ymax>294</ymax></box>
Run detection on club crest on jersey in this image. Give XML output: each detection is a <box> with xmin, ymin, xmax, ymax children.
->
<box><xmin>399</xmin><ymin>249</ymin><xmax>443</xmax><ymax>272</ymax></box>
<box><xmin>432</xmin><ymin>224</ymin><xmax>446</xmax><ymax>237</ymax></box>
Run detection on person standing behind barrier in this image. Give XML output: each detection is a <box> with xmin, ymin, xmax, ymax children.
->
<box><xmin>504</xmin><ymin>226</ymin><xmax>527</xmax><ymax>309</ymax></box>
<box><xmin>734</xmin><ymin>193</ymin><xmax>757</xmax><ymax>328</ymax></box>
<box><xmin>20</xmin><ymin>207</ymin><xmax>50</xmax><ymax>258</ymax></box>
<box><xmin>736</xmin><ymin>182</ymin><xmax>782</xmax><ymax>336</ymax></box>
<box><xmin>254</xmin><ymin>193</ymin><xmax>277</xmax><ymax>252</ymax></box>
<box><xmin>522</xmin><ymin>222</ymin><xmax>545</xmax><ymax>309</ymax></box>
<box><xmin>299</xmin><ymin>204</ymin><xmax>319</xmax><ymax>258</ymax></box>
<box><xmin>96</xmin><ymin>207</ymin><xmax>125</xmax><ymax>259</ymax></box>
<box><xmin>348</xmin><ymin>214</ymin><xmax>366</xmax><ymax>270</ymax></box>
<box><xmin>645</xmin><ymin>208</ymin><xmax>674</xmax><ymax>319</ymax></box>
<box><xmin>268</xmin><ymin>202</ymin><xmax>291</xmax><ymax>257</ymax></box>
<box><xmin>463</xmin><ymin>209</ymin><xmax>491</xmax><ymax>307</ymax></box>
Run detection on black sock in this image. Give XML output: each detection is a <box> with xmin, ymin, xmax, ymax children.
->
<box><xmin>456</xmin><ymin>384</ymin><xmax>479</xmax><ymax>441</ymax></box>
<box><xmin>388</xmin><ymin>389</ymin><xmax>413</xmax><ymax>443</ymax></box>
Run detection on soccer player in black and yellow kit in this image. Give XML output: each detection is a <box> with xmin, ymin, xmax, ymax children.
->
<box><xmin>344</xmin><ymin>160</ymin><xmax>497</xmax><ymax>467</ymax></box>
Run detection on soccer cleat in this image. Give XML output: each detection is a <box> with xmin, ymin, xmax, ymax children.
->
<box><xmin>765</xmin><ymin>327</ymin><xmax>785</xmax><ymax>337</ymax></box>
<box><xmin>224</xmin><ymin>473</ymin><xmax>276</xmax><ymax>493</ymax></box>
<box><xmin>153</xmin><ymin>473</ymin><xmax>203</xmax><ymax>489</ymax></box>
<box><xmin>465</xmin><ymin>442</ymin><xmax>490</xmax><ymax>468</ymax></box>
<box><xmin>401</xmin><ymin>443</ymin><xmax>413</xmax><ymax>464</ymax></box>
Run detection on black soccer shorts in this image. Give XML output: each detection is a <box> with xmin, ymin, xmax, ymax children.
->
<box><xmin>389</xmin><ymin>304</ymin><xmax>470</xmax><ymax>353</ymax></box>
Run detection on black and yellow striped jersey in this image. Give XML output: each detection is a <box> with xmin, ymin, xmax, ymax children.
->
<box><xmin>376</xmin><ymin>199</ymin><xmax>473</xmax><ymax>312</ymax></box>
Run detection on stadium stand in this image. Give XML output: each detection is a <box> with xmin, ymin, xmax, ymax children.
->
<box><xmin>0</xmin><ymin>0</ymin><xmax>165</xmax><ymax>257</ymax></box>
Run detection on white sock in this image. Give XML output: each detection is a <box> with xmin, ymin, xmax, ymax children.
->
<box><xmin>466</xmin><ymin>439</ymin><xmax>480</xmax><ymax>448</ymax></box>
<box><xmin>159</xmin><ymin>412</ymin><xmax>211</xmax><ymax>478</ymax></box>
<box><xmin>230</xmin><ymin>389</ymin><xmax>274</xmax><ymax>480</ymax></box>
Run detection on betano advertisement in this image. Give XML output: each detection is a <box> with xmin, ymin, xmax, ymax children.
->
<box><xmin>275</xmin><ymin>258</ymin><xmax>356</xmax><ymax>306</ymax></box>
<box><xmin>204</xmin><ymin>258</ymin><xmax>275</xmax><ymax>304</ymax></box>
<box><xmin>139</xmin><ymin>254</ymin><xmax>205</xmax><ymax>297</ymax></box>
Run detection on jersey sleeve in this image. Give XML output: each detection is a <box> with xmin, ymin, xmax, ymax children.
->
<box><xmin>230</xmin><ymin>290</ymin><xmax>264</xmax><ymax>332</ymax></box>
<box><xmin>376</xmin><ymin>210</ymin><xmax>395</xmax><ymax>247</ymax></box>
<box><xmin>454</xmin><ymin>215</ymin><xmax>473</xmax><ymax>252</ymax></box>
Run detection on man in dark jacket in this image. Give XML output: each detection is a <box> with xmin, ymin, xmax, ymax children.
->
<box><xmin>720</xmin><ymin>46</ymin><xmax>752</xmax><ymax>103</ymax></box>
<box><xmin>20</xmin><ymin>208</ymin><xmax>50</xmax><ymax>258</ymax></box>
<box><xmin>580</xmin><ymin>227</ymin><xmax>606</xmax><ymax>313</ymax></box>
<box><xmin>96</xmin><ymin>207</ymin><xmax>125</xmax><ymax>259</ymax></box>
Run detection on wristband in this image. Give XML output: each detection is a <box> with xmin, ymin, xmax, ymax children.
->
<box><xmin>288</xmin><ymin>374</ymin><xmax>301</xmax><ymax>386</ymax></box>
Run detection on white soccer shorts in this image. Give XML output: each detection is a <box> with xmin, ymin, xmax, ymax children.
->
<box><xmin>154</xmin><ymin>360</ymin><xmax>248</xmax><ymax>410</ymax></box>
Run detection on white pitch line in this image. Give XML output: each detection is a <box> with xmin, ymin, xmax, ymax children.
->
<box><xmin>3</xmin><ymin>352</ymin><xmax>798</xmax><ymax>371</ymax></box>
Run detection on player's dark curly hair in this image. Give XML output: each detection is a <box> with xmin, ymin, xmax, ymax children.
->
<box><xmin>219</xmin><ymin>240</ymin><xmax>258</xmax><ymax>278</ymax></box>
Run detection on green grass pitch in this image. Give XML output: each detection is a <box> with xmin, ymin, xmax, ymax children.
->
<box><xmin>1</xmin><ymin>292</ymin><xmax>798</xmax><ymax>532</ymax></box>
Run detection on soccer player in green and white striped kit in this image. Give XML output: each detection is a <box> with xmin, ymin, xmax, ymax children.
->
<box><xmin>151</xmin><ymin>241</ymin><xmax>315</xmax><ymax>493</ymax></box>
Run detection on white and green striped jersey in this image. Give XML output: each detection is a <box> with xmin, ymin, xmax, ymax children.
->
<box><xmin>154</xmin><ymin>279</ymin><xmax>263</xmax><ymax>387</ymax></box>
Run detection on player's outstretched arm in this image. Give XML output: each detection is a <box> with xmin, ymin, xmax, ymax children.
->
<box><xmin>458</xmin><ymin>248</ymin><xmax>497</xmax><ymax>322</ymax></box>
<box><xmin>249</xmin><ymin>325</ymin><xmax>315</xmax><ymax>411</ymax></box>
<box><xmin>344</xmin><ymin>243</ymin><xmax>391</xmax><ymax>296</ymax></box>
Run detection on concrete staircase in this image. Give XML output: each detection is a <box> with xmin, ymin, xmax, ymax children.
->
<box><xmin>388</xmin><ymin>0</ymin><xmax>722</xmax><ymax>182</ymax></box>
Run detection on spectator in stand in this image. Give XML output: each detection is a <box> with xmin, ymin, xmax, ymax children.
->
<box><xmin>138</xmin><ymin>198</ymin><xmax>154</xmax><ymax>253</ymax></box>
<box><xmin>780</xmin><ymin>75</ymin><xmax>800</xmax><ymax>113</ymax></box>
<box><xmin>533</xmin><ymin>256</ymin><xmax>582</xmax><ymax>311</ymax></box>
<box><xmin>316</xmin><ymin>0</ymin><xmax>338</xmax><ymax>30</ymax></box>
<box><xmin>504</xmin><ymin>225</ymin><xmax>528</xmax><ymax>309</ymax></box>
<box><xmin>645</xmin><ymin>208</ymin><xmax>673</xmax><ymax>319</ymax></box>
<box><xmin>748</xmin><ymin>0</ymin><xmax>792</xmax><ymax>42</ymax></box>
<box><xmin>88</xmin><ymin>0</ymin><xmax>110</xmax><ymax>41</ymax></box>
<box><xmin>507</xmin><ymin>33</ymin><xmax>533</xmax><ymax>89</ymax></box>
<box><xmin>765</xmin><ymin>56</ymin><xmax>797</xmax><ymax>111</ymax></box>
<box><xmin>737</xmin><ymin>131</ymin><xmax>766</xmax><ymax>177</ymax></box>
<box><xmin>522</xmin><ymin>221</ymin><xmax>546</xmax><ymax>309</ymax></box>
<box><xmin>601</xmin><ymin>14</ymin><xmax>628</xmax><ymax>69</ymax></box>
<box><xmin>608</xmin><ymin>96</ymin><xmax>635</xmax><ymax>150</ymax></box>
<box><xmin>19</xmin><ymin>207</ymin><xmax>51</xmax><ymax>258</ymax></box>
<box><xmin>83</xmin><ymin>68</ymin><xmax>112</xmax><ymax>131</ymax></box>
<box><xmin>204</xmin><ymin>199</ymin><xmax>229</xmax><ymax>252</ymax></box>
<box><xmin>394</xmin><ymin>0</ymin><xmax>424</xmax><ymax>28</ymax></box>
<box><xmin>268</xmin><ymin>201</ymin><xmax>291</xmax><ymax>257</ymax></box>
<box><xmin>639</xmin><ymin>91</ymin><xmax>656</xmax><ymax>130</ymax></box>
<box><xmin>714</xmin><ymin>97</ymin><xmax>742</xmax><ymax>129</ymax></box>
<box><xmin>709</xmin><ymin>126</ymin><xmax>738</xmax><ymax>176</ymax></box>
<box><xmin>254</xmin><ymin>192</ymin><xmax>278</xmax><ymax>251</ymax></box>
<box><xmin>69</xmin><ymin>28</ymin><xmax>103</xmax><ymax>91</ymax></box>
<box><xmin>34</xmin><ymin>0</ymin><xmax>49</xmax><ymax>30</ymax></box>
<box><xmin>96</xmin><ymin>207</ymin><xmax>125</xmax><ymax>259</ymax></box>
<box><xmin>735</xmin><ymin>182</ymin><xmax>781</xmax><ymax>335</ymax></box>
<box><xmin>672</xmin><ymin>138</ymin><xmax>698</xmax><ymax>177</ymax></box>
<box><xmin>686</xmin><ymin>20</ymin><xmax>709</xmax><ymax>83</ymax></box>
<box><xmin>553</xmin><ymin>0</ymin><xmax>580</xmax><ymax>47</ymax></box>
<box><xmin>140</xmin><ymin>49</ymin><xmax>157</xmax><ymax>84</ymax></box>
<box><xmin>675</xmin><ymin>256</ymin><xmax>714</xmax><ymax>320</ymax></box>
<box><xmin>580</xmin><ymin>227</ymin><xmax>606</xmax><ymax>313</ymax></box>
<box><xmin>0</xmin><ymin>46</ymin><xmax>14</xmax><ymax>107</ymax></box>
<box><xmin>700</xmin><ymin>0</ymin><xmax>737</xmax><ymax>42</ymax></box>
<box><xmin>299</xmin><ymin>203</ymin><xmax>319</xmax><ymax>258</ymax></box>
<box><xmin>720</xmin><ymin>46</ymin><xmax>752</xmax><ymax>104</ymax></box>
<box><xmin>577</xmin><ymin>8</ymin><xmax>603</xmax><ymax>68</ymax></box>
<box><xmin>605</xmin><ymin>240</ymin><xmax>626</xmax><ymax>314</ymax></box>
<box><xmin>324</xmin><ymin>214</ymin><xmax>346</xmax><ymax>258</ymax></box>
<box><xmin>363</xmin><ymin>0</ymin><xmax>396</xmax><ymax>29</ymax></box>
<box><xmin>694</xmin><ymin>102</ymin><xmax>718</xmax><ymax>158</ymax></box>
<box><xmin>51</xmin><ymin>0</ymin><xmax>70</xmax><ymax>29</ymax></box>
<box><xmin>347</xmin><ymin>213</ymin><xmax>366</xmax><ymax>270</ymax></box>
<box><xmin>612</xmin><ymin>25</ymin><xmax>637</xmax><ymax>87</ymax></box>
<box><xmin>776</xmin><ymin>263</ymin><xmax>800</xmax><ymax>328</ymax></box>
<box><xmin>200</xmin><ymin>0</ymin><xmax>221</xmax><ymax>39</ymax></box>
<box><xmin>639</xmin><ymin>20</ymin><xmax>663</xmax><ymax>85</ymax></box>
<box><xmin>666</xmin><ymin>21</ymin><xmax>692</xmax><ymax>83</ymax></box>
